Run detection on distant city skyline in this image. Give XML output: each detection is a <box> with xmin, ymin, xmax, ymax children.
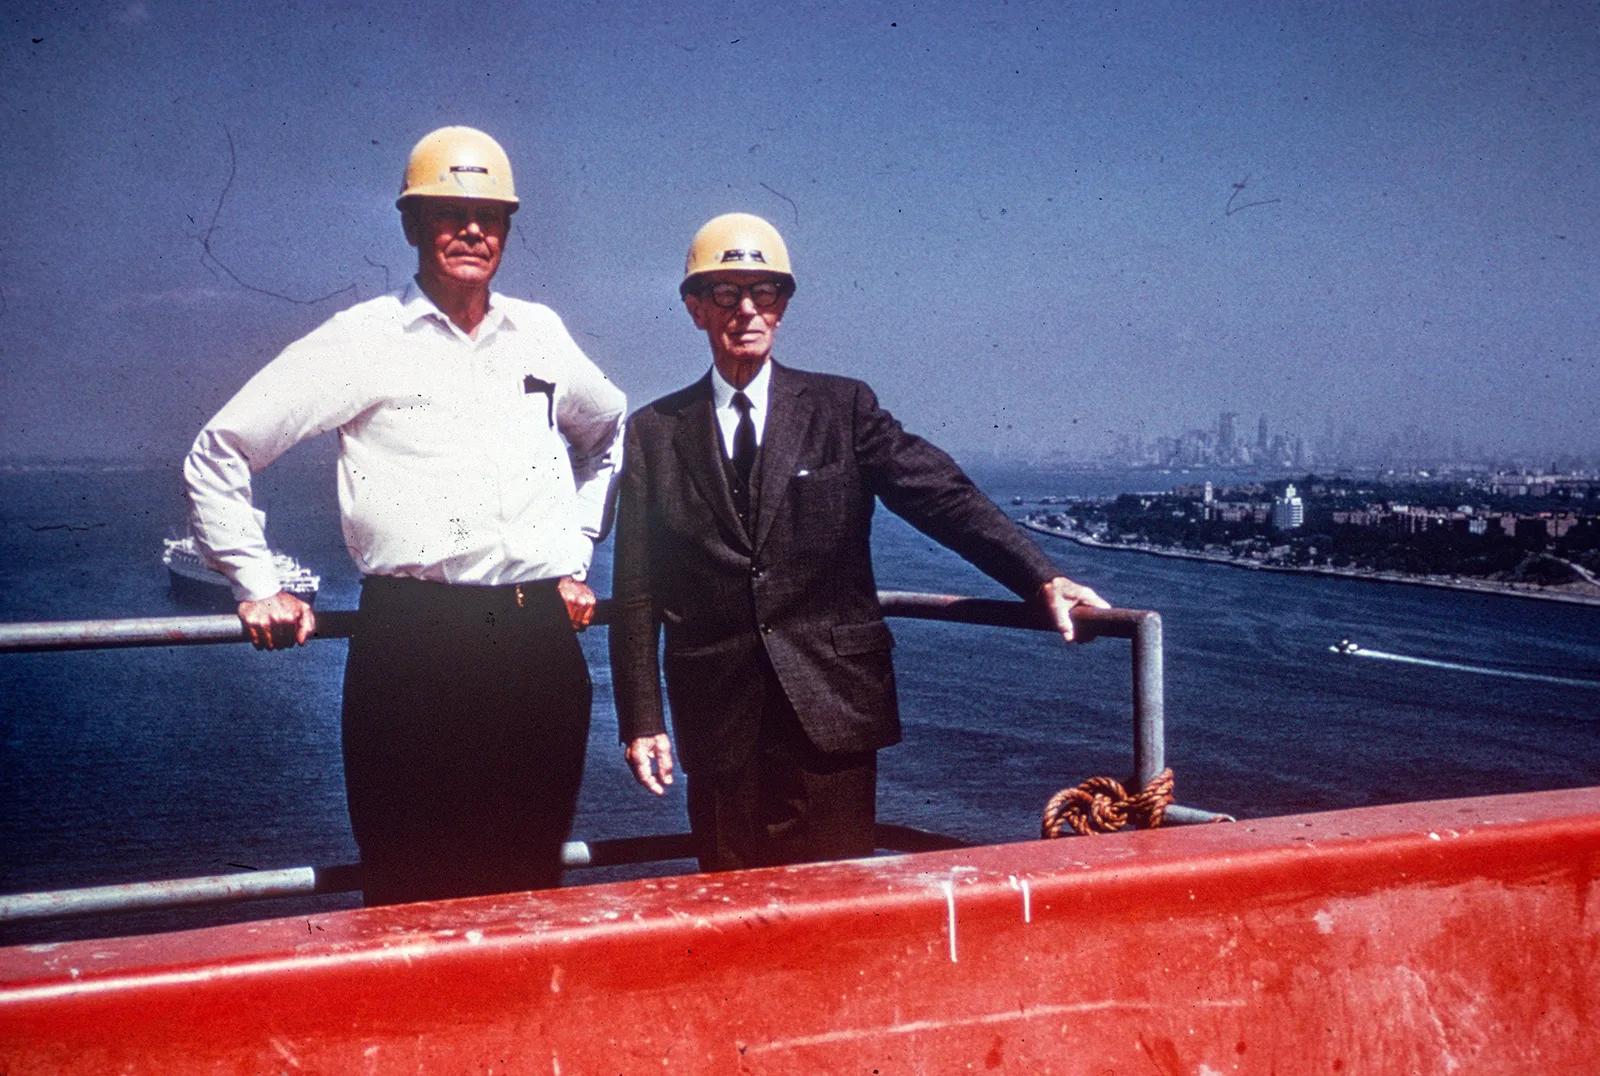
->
<box><xmin>1091</xmin><ymin>409</ymin><xmax>1598</xmax><ymax>473</ymax></box>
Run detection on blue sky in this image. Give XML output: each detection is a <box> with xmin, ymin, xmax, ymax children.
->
<box><xmin>2</xmin><ymin>1</ymin><xmax>1595</xmax><ymax>462</ymax></box>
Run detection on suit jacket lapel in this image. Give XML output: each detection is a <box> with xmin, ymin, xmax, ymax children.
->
<box><xmin>672</xmin><ymin>374</ymin><xmax>749</xmax><ymax>550</ymax></box>
<box><xmin>752</xmin><ymin>362</ymin><xmax>808</xmax><ymax>554</ymax></box>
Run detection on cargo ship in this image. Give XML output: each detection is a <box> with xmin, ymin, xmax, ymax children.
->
<box><xmin>161</xmin><ymin>536</ymin><xmax>320</xmax><ymax>609</ymax></box>
<box><xmin>1</xmin><ymin>596</ymin><xmax>1596</xmax><ymax>1072</ymax></box>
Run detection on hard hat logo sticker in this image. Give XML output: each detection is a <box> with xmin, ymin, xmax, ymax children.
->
<box><xmin>450</xmin><ymin>165</ymin><xmax>490</xmax><ymax>174</ymax></box>
<box><xmin>719</xmin><ymin>249</ymin><xmax>767</xmax><ymax>264</ymax></box>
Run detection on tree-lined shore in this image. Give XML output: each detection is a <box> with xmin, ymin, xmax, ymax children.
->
<box><xmin>1020</xmin><ymin>476</ymin><xmax>1600</xmax><ymax>607</ymax></box>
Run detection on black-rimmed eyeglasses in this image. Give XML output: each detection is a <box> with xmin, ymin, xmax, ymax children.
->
<box><xmin>703</xmin><ymin>281</ymin><xmax>784</xmax><ymax>309</ymax></box>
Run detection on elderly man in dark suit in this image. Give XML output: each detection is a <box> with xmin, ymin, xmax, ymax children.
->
<box><xmin>609</xmin><ymin>213</ymin><xmax>1108</xmax><ymax>871</ymax></box>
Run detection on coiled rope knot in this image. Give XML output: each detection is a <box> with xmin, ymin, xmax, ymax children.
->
<box><xmin>1041</xmin><ymin>768</ymin><xmax>1176</xmax><ymax>837</ymax></box>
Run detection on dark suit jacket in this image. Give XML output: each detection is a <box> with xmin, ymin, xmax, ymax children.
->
<box><xmin>609</xmin><ymin>362</ymin><xmax>1061</xmax><ymax>775</ymax></box>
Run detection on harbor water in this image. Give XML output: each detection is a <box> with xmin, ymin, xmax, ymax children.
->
<box><xmin>3</xmin><ymin>451</ymin><xmax>1598</xmax><ymax>942</ymax></box>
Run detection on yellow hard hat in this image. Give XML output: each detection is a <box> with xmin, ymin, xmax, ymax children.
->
<box><xmin>681</xmin><ymin>213</ymin><xmax>794</xmax><ymax>296</ymax></box>
<box><xmin>396</xmin><ymin>126</ymin><xmax>519</xmax><ymax>211</ymax></box>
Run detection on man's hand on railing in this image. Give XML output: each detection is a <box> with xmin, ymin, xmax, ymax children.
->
<box><xmin>558</xmin><ymin>576</ymin><xmax>598</xmax><ymax>632</ymax></box>
<box><xmin>1038</xmin><ymin>576</ymin><xmax>1111</xmax><ymax>644</ymax></box>
<box><xmin>238</xmin><ymin>591</ymin><xmax>316</xmax><ymax>650</ymax></box>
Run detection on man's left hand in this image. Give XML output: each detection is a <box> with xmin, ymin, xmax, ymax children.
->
<box><xmin>1039</xmin><ymin>575</ymin><xmax>1111</xmax><ymax>644</ymax></box>
<box><xmin>558</xmin><ymin>576</ymin><xmax>597</xmax><ymax>631</ymax></box>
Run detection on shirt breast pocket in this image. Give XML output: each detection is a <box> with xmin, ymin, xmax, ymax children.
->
<box><xmin>522</xmin><ymin>375</ymin><xmax>556</xmax><ymax>427</ymax></box>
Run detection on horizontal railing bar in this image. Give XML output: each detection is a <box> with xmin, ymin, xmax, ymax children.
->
<box><xmin>876</xmin><ymin>592</ymin><xmax>1147</xmax><ymax>640</ymax></box>
<box><xmin>0</xmin><ymin>826</ymin><xmax>983</xmax><ymax>923</ymax></box>
<box><xmin>1165</xmin><ymin>805</ymin><xmax>1235</xmax><ymax>825</ymax></box>
<box><xmin>0</xmin><ymin>595</ymin><xmax>1148</xmax><ymax>653</ymax></box>
<box><xmin>0</xmin><ymin>811</ymin><xmax>1225</xmax><ymax>924</ymax></box>
<box><xmin>557</xmin><ymin>834</ymin><xmax>698</xmax><ymax>869</ymax></box>
<box><xmin>0</xmin><ymin>865</ymin><xmax>364</xmax><ymax>924</ymax></box>
<box><xmin>0</xmin><ymin>610</ymin><xmax>361</xmax><ymax>654</ymax></box>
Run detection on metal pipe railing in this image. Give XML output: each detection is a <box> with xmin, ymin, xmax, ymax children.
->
<box><xmin>0</xmin><ymin>865</ymin><xmax>364</xmax><ymax>924</ymax></box>
<box><xmin>873</xmin><ymin>594</ymin><xmax>1189</xmax><ymax>810</ymax></box>
<box><xmin>2</xmin><ymin>595</ymin><xmax>1133</xmax><ymax>651</ymax></box>
<box><xmin>1</xmin><ymin>593</ymin><xmax>1226</xmax><ymax>923</ymax></box>
<box><xmin>0</xmin><ymin>609</ymin><xmax>363</xmax><ymax>653</ymax></box>
<box><xmin>0</xmin><ymin>826</ymin><xmax>971</xmax><ymax>925</ymax></box>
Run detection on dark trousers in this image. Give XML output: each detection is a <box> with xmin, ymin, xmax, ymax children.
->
<box><xmin>686</xmin><ymin>662</ymin><xmax>877</xmax><ymax>872</ymax></box>
<box><xmin>342</xmin><ymin>576</ymin><xmax>591</xmax><ymax>906</ymax></box>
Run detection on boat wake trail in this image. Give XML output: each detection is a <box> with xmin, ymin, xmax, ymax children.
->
<box><xmin>1344</xmin><ymin>647</ymin><xmax>1600</xmax><ymax>689</ymax></box>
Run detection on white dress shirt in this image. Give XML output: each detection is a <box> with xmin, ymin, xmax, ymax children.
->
<box><xmin>185</xmin><ymin>283</ymin><xmax>626</xmax><ymax>602</ymax></box>
<box><xmin>710</xmin><ymin>360</ymin><xmax>771</xmax><ymax>459</ymax></box>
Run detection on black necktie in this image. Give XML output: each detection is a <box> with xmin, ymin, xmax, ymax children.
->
<box><xmin>730</xmin><ymin>391</ymin><xmax>756</xmax><ymax>523</ymax></box>
<box><xmin>731</xmin><ymin>392</ymin><xmax>756</xmax><ymax>485</ymax></box>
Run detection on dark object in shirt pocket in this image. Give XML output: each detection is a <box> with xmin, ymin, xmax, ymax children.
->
<box><xmin>523</xmin><ymin>375</ymin><xmax>555</xmax><ymax>426</ymax></box>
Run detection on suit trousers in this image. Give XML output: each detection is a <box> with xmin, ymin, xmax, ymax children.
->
<box><xmin>342</xmin><ymin>576</ymin><xmax>591</xmax><ymax>906</ymax></box>
<box><xmin>686</xmin><ymin>654</ymin><xmax>877</xmax><ymax>872</ymax></box>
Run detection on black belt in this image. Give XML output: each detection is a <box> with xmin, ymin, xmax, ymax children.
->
<box><xmin>360</xmin><ymin>575</ymin><xmax>560</xmax><ymax>610</ymax></box>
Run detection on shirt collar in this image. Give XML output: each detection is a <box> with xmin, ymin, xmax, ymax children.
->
<box><xmin>710</xmin><ymin>360</ymin><xmax>772</xmax><ymax>414</ymax></box>
<box><xmin>400</xmin><ymin>278</ymin><xmax>512</xmax><ymax>337</ymax></box>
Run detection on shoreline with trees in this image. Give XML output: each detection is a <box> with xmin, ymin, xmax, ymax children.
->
<box><xmin>1019</xmin><ymin>475</ymin><xmax>1600</xmax><ymax>608</ymax></box>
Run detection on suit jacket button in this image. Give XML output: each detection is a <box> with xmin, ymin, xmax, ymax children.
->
<box><xmin>759</xmin><ymin>623</ymin><xmax>772</xmax><ymax>635</ymax></box>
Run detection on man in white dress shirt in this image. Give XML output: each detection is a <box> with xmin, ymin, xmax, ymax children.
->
<box><xmin>184</xmin><ymin>127</ymin><xmax>626</xmax><ymax>904</ymax></box>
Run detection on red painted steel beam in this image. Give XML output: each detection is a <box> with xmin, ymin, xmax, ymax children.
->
<box><xmin>3</xmin><ymin>787</ymin><xmax>1598</xmax><ymax>1073</ymax></box>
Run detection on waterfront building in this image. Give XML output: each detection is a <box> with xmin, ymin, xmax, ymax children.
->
<box><xmin>1272</xmin><ymin>484</ymin><xmax>1305</xmax><ymax>531</ymax></box>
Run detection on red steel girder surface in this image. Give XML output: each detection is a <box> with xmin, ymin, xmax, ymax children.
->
<box><xmin>3</xmin><ymin>787</ymin><xmax>1598</xmax><ymax>1074</ymax></box>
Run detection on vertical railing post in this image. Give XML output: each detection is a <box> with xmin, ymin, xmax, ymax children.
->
<box><xmin>1131</xmin><ymin>612</ymin><xmax>1165</xmax><ymax>788</ymax></box>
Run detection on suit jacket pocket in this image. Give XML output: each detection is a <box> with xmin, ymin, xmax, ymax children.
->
<box><xmin>795</xmin><ymin>458</ymin><xmax>848</xmax><ymax>481</ymax></box>
<box><xmin>831</xmin><ymin>620</ymin><xmax>894</xmax><ymax>656</ymax></box>
<box><xmin>663</xmin><ymin>636</ymin><xmax>765</xmax><ymax>774</ymax></box>
<box><xmin>789</xmin><ymin>460</ymin><xmax>855</xmax><ymax>542</ymax></box>
<box><xmin>664</xmin><ymin>629</ymin><xmax>742</xmax><ymax>659</ymax></box>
